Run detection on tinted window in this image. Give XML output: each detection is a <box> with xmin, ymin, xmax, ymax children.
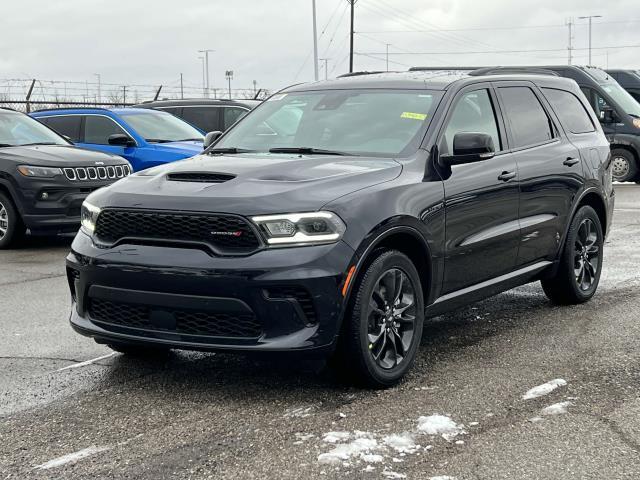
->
<box><xmin>84</xmin><ymin>116</ymin><xmax>128</xmax><ymax>145</ymax></box>
<box><xmin>223</xmin><ymin>107</ymin><xmax>248</xmax><ymax>129</ymax></box>
<box><xmin>443</xmin><ymin>89</ymin><xmax>501</xmax><ymax>154</ymax></box>
<box><xmin>42</xmin><ymin>115</ymin><xmax>82</xmax><ymax>142</ymax></box>
<box><xmin>120</xmin><ymin>110</ymin><xmax>204</xmax><ymax>142</ymax></box>
<box><xmin>499</xmin><ymin>87</ymin><xmax>554</xmax><ymax>148</ymax></box>
<box><xmin>158</xmin><ymin>107</ymin><xmax>181</xmax><ymax>116</ymax></box>
<box><xmin>180</xmin><ymin>107</ymin><xmax>220</xmax><ymax>132</ymax></box>
<box><xmin>542</xmin><ymin>88</ymin><xmax>595</xmax><ymax>134</ymax></box>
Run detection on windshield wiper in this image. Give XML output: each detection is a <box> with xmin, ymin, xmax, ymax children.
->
<box><xmin>208</xmin><ymin>147</ymin><xmax>255</xmax><ymax>155</ymax></box>
<box><xmin>18</xmin><ymin>142</ymin><xmax>59</xmax><ymax>146</ymax></box>
<box><xmin>268</xmin><ymin>147</ymin><xmax>356</xmax><ymax>156</ymax></box>
<box><xmin>146</xmin><ymin>138</ymin><xmax>173</xmax><ymax>143</ymax></box>
<box><xmin>176</xmin><ymin>138</ymin><xmax>204</xmax><ymax>142</ymax></box>
<box><xmin>0</xmin><ymin>143</ymin><xmax>14</xmax><ymax>147</ymax></box>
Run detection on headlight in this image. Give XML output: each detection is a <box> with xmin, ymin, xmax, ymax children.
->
<box><xmin>633</xmin><ymin>118</ymin><xmax>640</xmax><ymax>129</ymax></box>
<box><xmin>252</xmin><ymin>211</ymin><xmax>346</xmax><ymax>246</ymax></box>
<box><xmin>80</xmin><ymin>201</ymin><xmax>101</xmax><ymax>235</ymax></box>
<box><xmin>17</xmin><ymin>165</ymin><xmax>63</xmax><ymax>178</ymax></box>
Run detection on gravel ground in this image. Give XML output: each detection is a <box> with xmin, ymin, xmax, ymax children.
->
<box><xmin>1</xmin><ymin>185</ymin><xmax>639</xmax><ymax>480</ymax></box>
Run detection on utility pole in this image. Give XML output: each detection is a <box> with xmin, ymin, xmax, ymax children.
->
<box><xmin>253</xmin><ymin>80</ymin><xmax>257</xmax><ymax>96</ymax></box>
<box><xmin>180</xmin><ymin>73</ymin><xmax>184</xmax><ymax>99</ymax></box>
<box><xmin>94</xmin><ymin>73</ymin><xmax>101</xmax><ymax>103</ymax></box>
<box><xmin>348</xmin><ymin>0</ymin><xmax>357</xmax><ymax>73</ymax></box>
<box><xmin>198</xmin><ymin>49</ymin><xmax>214</xmax><ymax>97</ymax></box>
<box><xmin>122</xmin><ymin>85</ymin><xmax>127</xmax><ymax>106</ymax></box>
<box><xmin>312</xmin><ymin>0</ymin><xmax>319</xmax><ymax>81</ymax></box>
<box><xmin>225</xmin><ymin>70</ymin><xmax>233</xmax><ymax>99</ymax></box>
<box><xmin>320</xmin><ymin>58</ymin><xmax>330</xmax><ymax>79</ymax></box>
<box><xmin>385</xmin><ymin>44</ymin><xmax>391</xmax><ymax>71</ymax></box>
<box><xmin>578</xmin><ymin>15</ymin><xmax>602</xmax><ymax>65</ymax></box>
<box><xmin>566</xmin><ymin>18</ymin><xmax>574</xmax><ymax>65</ymax></box>
<box><xmin>198</xmin><ymin>56</ymin><xmax>206</xmax><ymax>96</ymax></box>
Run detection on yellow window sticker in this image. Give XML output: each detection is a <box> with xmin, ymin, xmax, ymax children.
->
<box><xmin>401</xmin><ymin>112</ymin><xmax>427</xmax><ymax>121</ymax></box>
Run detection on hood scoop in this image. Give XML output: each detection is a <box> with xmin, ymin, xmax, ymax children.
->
<box><xmin>166</xmin><ymin>172</ymin><xmax>236</xmax><ymax>183</ymax></box>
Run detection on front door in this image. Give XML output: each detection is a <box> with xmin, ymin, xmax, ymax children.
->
<box><xmin>440</xmin><ymin>86</ymin><xmax>520</xmax><ymax>294</ymax></box>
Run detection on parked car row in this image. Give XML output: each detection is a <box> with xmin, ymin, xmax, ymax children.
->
<box><xmin>66</xmin><ymin>68</ymin><xmax>614</xmax><ymax>386</ymax></box>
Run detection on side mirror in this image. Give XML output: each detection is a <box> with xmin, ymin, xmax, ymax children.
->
<box><xmin>108</xmin><ymin>134</ymin><xmax>135</xmax><ymax>147</ymax></box>
<box><xmin>439</xmin><ymin>132</ymin><xmax>495</xmax><ymax>167</ymax></box>
<box><xmin>203</xmin><ymin>131</ymin><xmax>223</xmax><ymax>149</ymax></box>
<box><xmin>600</xmin><ymin>106</ymin><xmax>618</xmax><ymax>124</ymax></box>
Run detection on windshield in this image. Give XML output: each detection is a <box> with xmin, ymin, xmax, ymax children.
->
<box><xmin>215</xmin><ymin>89</ymin><xmax>442</xmax><ymax>157</ymax></box>
<box><xmin>0</xmin><ymin>110</ymin><xmax>68</xmax><ymax>147</ymax></box>
<box><xmin>119</xmin><ymin>110</ymin><xmax>204</xmax><ymax>143</ymax></box>
<box><xmin>601</xmin><ymin>82</ymin><xmax>640</xmax><ymax>117</ymax></box>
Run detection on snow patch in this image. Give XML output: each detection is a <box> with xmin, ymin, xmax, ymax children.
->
<box><xmin>317</xmin><ymin>437</ymin><xmax>379</xmax><ymax>464</ymax></box>
<box><xmin>382</xmin><ymin>471</ymin><xmax>407</xmax><ymax>479</ymax></box>
<box><xmin>284</xmin><ymin>406</ymin><xmax>316</xmax><ymax>418</ymax></box>
<box><xmin>323</xmin><ymin>431</ymin><xmax>351</xmax><ymax>443</ymax></box>
<box><xmin>416</xmin><ymin>415</ymin><xmax>466</xmax><ymax>441</ymax></box>
<box><xmin>34</xmin><ymin>446</ymin><xmax>110</xmax><ymax>469</ymax></box>
<box><xmin>542</xmin><ymin>401</ymin><xmax>571</xmax><ymax>416</ymax></box>
<box><xmin>429</xmin><ymin>476</ymin><xmax>458</xmax><ymax>480</ymax></box>
<box><xmin>522</xmin><ymin>379</ymin><xmax>567</xmax><ymax>400</ymax></box>
<box><xmin>383</xmin><ymin>433</ymin><xmax>419</xmax><ymax>454</ymax></box>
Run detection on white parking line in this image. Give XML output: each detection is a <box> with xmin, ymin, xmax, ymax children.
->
<box><xmin>56</xmin><ymin>352</ymin><xmax>116</xmax><ymax>372</ymax></box>
<box><xmin>33</xmin><ymin>445</ymin><xmax>110</xmax><ymax>469</ymax></box>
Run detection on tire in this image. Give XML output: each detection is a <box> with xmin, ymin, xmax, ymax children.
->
<box><xmin>541</xmin><ymin>206</ymin><xmax>603</xmax><ymax>305</ymax></box>
<box><xmin>610</xmin><ymin>148</ymin><xmax>637</xmax><ymax>182</ymax></box>
<box><xmin>106</xmin><ymin>341</ymin><xmax>171</xmax><ymax>357</ymax></box>
<box><xmin>334</xmin><ymin>249</ymin><xmax>424</xmax><ymax>388</ymax></box>
<box><xmin>0</xmin><ymin>191</ymin><xmax>25</xmax><ymax>250</ymax></box>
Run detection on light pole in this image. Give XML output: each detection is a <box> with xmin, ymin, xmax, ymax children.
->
<box><xmin>198</xmin><ymin>56</ymin><xmax>206</xmax><ymax>96</ymax></box>
<box><xmin>198</xmin><ymin>49</ymin><xmax>215</xmax><ymax>97</ymax></box>
<box><xmin>94</xmin><ymin>73</ymin><xmax>101</xmax><ymax>104</ymax></box>
<box><xmin>312</xmin><ymin>0</ymin><xmax>319</xmax><ymax>81</ymax></box>
<box><xmin>320</xmin><ymin>58</ymin><xmax>330</xmax><ymax>80</ymax></box>
<box><xmin>578</xmin><ymin>15</ymin><xmax>602</xmax><ymax>65</ymax></box>
<box><xmin>225</xmin><ymin>70</ymin><xmax>233</xmax><ymax>99</ymax></box>
<box><xmin>385</xmin><ymin>44</ymin><xmax>391</xmax><ymax>71</ymax></box>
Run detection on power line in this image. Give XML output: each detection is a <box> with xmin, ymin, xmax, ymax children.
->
<box><xmin>357</xmin><ymin>43</ymin><xmax>640</xmax><ymax>56</ymax></box>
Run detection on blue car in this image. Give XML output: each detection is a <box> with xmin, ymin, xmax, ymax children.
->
<box><xmin>31</xmin><ymin>108</ymin><xmax>204</xmax><ymax>171</ymax></box>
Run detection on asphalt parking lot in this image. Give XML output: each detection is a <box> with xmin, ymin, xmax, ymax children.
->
<box><xmin>1</xmin><ymin>185</ymin><xmax>639</xmax><ymax>480</ymax></box>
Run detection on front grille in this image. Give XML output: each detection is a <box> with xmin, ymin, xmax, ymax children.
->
<box><xmin>167</xmin><ymin>172</ymin><xmax>235</xmax><ymax>183</ymax></box>
<box><xmin>94</xmin><ymin>209</ymin><xmax>261</xmax><ymax>254</ymax></box>
<box><xmin>265</xmin><ymin>286</ymin><xmax>316</xmax><ymax>324</ymax></box>
<box><xmin>64</xmin><ymin>164</ymin><xmax>131</xmax><ymax>182</ymax></box>
<box><xmin>88</xmin><ymin>298</ymin><xmax>262</xmax><ymax>338</ymax></box>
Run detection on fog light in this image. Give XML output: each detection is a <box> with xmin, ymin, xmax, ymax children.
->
<box><xmin>40</xmin><ymin>192</ymin><xmax>49</xmax><ymax>200</ymax></box>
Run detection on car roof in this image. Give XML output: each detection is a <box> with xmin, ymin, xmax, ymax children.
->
<box><xmin>31</xmin><ymin>107</ymin><xmax>171</xmax><ymax>116</ymax></box>
<box><xmin>134</xmin><ymin>98</ymin><xmax>260</xmax><ymax>108</ymax></box>
<box><xmin>283</xmin><ymin>70</ymin><xmax>578</xmax><ymax>93</ymax></box>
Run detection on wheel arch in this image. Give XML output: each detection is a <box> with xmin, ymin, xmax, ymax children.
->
<box><xmin>575</xmin><ymin>189</ymin><xmax>608</xmax><ymax>237</ymax></box>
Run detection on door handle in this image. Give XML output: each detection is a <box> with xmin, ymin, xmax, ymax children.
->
<box><xmin>563</xmin><ymin>157</ymin><xmax>580</xmax><ymax>167</ymax></box>
<box><xmin>498</xmin><ymin>171</ymin><xmax>517</xmax><ymax>182</ymax></box>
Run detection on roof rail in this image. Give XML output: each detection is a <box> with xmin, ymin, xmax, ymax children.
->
<box><xmin>31</xmin><ymin>106</ymin><xmax>115</xmax><ymax>113</ymax></box>
<box><xmin>469</xmin><ymin>67</ymin><xmax>560</xmax><ymax>77</ymax></box>
<box><xmin>409</xmin><ymin>67</ymin><xmax>481</xmax><ymax>72</ymax></box>
<box><xmin>337</xmin><ymin>71</ymin><xmax>386</xmax><ymax>78</ymax></box>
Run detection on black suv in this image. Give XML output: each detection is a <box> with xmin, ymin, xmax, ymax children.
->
<box><xmin>0</xmin><ymin>108</ymin><xmax>132</xmax><ymax>248</ymax></box>
<box><xmin>134</xmin><ymin>99</ymin><xmax>260</xmax><ymax>134</ymax></box>
<box><xmin>606</xmin><ymin>69</ymin><xmax>640</xmax><ymax>102</ymax></box>
<box><xmin>67</xmin><ymin>71</ymin><xmax>613</xmax><ymax>387</ymax></box>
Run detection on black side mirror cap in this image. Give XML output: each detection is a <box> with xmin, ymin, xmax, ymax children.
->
<box><xmin>600</xmin><ymin>106</ymin><xmax>618</xmax><ymax>124</ymax></box>
<box><xmin>439</xmin><ymin>132</ymin><xmax>496</xmax><ymax>167</ymax></box>
<box><xmin>108</xmin><ymin>134</ymin><xmax>135</xmax><ymax>147</ymax></box>
<box><xmin>203</xmin><ymin>131</ymin><xmax>223</xmax><ymax>149</ymax></box>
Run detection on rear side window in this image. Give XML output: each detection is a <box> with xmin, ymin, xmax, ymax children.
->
<box><xmin>42</xmin><ymin>115</ymin><xmax>82</xmax><ymax>142</ymax></box>
<box><xmin>83</xmin><ymin>116</ymin><xmax>128</xmax><ymax>145</ymax></box>
<box><xmin>223</xmin><ymin>107</ymin><xmax>249</xmax><ymax>130</ymax></box>
<box><xmin>499</xmin><ymin>87</ymin><xmax>554</xmax><ymax>148</ymax></box>
<box><xmin>181</xmin><ymin>107</ymin><xmax>220</xmax><ymax>132</ymax></box>
<box><xmin>542</xmin><ymin>88</ymin><xmax>595</xmax><ymax>134</ymax></box>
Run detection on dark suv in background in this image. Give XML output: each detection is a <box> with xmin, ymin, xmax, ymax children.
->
<box><xmin>67</xmin><ymin>71</ymin><xmax>613</xmax><ymax>387</ymax></box>
<box><xmin>0</xmin><ymin>108</ymin><xmax>131</xmax><ymax>248</ymax></box>
<box><xmin>606</xmin><ymin>69</ymin><xmax>640</xmax><ymax>102</ymax></box>
<box><xmin>134</xmin><ymin>98</ymin><xmax>260</xmax><ymax>134</ymax></box>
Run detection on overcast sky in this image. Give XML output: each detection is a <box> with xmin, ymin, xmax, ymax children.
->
<box><xmin>1</xmin><ymin>0</ymin><xmax>639</xmax><ymax>100</ymax></box>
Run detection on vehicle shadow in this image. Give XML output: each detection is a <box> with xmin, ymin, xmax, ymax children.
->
<box><xmin>15</xmin><ymin>234</ymin><xmax>74</xmax><ymax>250</ymax></box>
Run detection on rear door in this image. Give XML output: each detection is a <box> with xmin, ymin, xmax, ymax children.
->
<box><xmin>495</xmin><ymin>82</ymin><xmax>583</xmax><ymax>266</ymax></box>
<box><xmin>40</xmin><ymin>115</ymin><xmax>82</xmax><ymax>143</ymax></box>
<box><xmin>440</xmin><ymin>84</ymin><xmax>520</xmax><ymax>294</ymax></box>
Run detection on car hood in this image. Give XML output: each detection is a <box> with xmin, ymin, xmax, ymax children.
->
<box><xmin>90</xmin><ymin>153</ymin><xmax>402</xmax><ymax>215</ymax></box>
<box><xmin>150</xmin><ymin>140</ymin><xmax>203</xmax><ymax>156</ymax></box>
<box><xmin>0</xmin><ymin>145</ymin><xmax>128</xmax><ymax>166</ymax></box>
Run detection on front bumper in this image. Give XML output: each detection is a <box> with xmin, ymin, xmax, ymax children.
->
<box><xmin>66</xmin><ymin>232</ymin><xmax>355</xmax><ymax>353</ymax></box>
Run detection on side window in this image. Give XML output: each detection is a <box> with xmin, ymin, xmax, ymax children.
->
<box><xmin>181</xmin><ymin>107</ymin><xmax>219</xmax><ymax>132</ymax></box>
<box><xmin>442</xmin><ymin>89</ymin><xmax>501</xmax><ymax>155</ymax></box>
<box><xmin>42</xmin><ymin>116</ymin><xmax>82</xmax><ymax>142</ymax></box>
<box><xmin>83</xmin><ymin>116</ymin><xmax>128</xmax><ymax>145</ymax></box>
<box><xmin>541</xmin><ymin>88</ymin><xmax>595</xmax><ymax>134</ymax></box>
<box><xmin>158</xmin><ymin>107</ymin><xmax>182</xmax><ymax>117</ymax></box>
<box><xmin>223</xmin><ymin>107</ymin><xmax>248</xmax><ymax>130</ymax></box>
<box><xmin>499</xmin><ymin>87</ymin><xmax>554</xmax><ymax>148</ymax></box>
